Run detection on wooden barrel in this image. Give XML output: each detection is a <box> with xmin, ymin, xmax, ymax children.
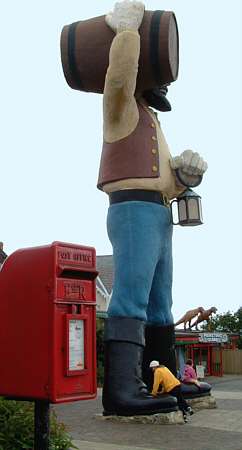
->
<box><xmin>60</xmin><ymin>10</ymin><xmax>179</xmax><ymax>94</ymax></box>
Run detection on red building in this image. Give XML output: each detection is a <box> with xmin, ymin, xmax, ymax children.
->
<box><xmin>175</xmin><ymin>330</ymin><xmax>240</xmax><ymax>377</ymax></box>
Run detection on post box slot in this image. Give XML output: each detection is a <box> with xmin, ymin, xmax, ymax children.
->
<box><xmin>59</xmin><ymin>269</ymin><xmax>98</xmax><ymax>280</ymax></box>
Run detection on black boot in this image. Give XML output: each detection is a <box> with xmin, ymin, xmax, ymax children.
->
<box><xmin>142</xmin><ymin>324</ymin><xmax>211</xmax><ymax>398</ymax></box>
<box><xmin>102</xmin><ymin>317</ymin><xmax>178</xmax><ymax>416</ymax></box>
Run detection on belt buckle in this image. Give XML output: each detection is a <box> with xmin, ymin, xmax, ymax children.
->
<box><xmin>161</xmin><ymin>193</ymin><xmax>170</xmax><ymax>207</ymax></box>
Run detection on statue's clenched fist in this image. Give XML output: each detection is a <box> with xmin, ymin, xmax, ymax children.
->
<box><xmin>106</xmin><ymin>0</ymin><xmax>145</xmax><ymax>33</ymax></box>
<box><xmin>170</xmin><ymin>149</ymin><xmax>208</xmax><ymax>187</ymax></box>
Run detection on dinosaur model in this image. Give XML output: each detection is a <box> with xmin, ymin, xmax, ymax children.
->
<box><xmin>174</xmin><ymin>307</ymin><xmax>205</xmax><ymax>330</ymax></box>
<box><xmin>191</xmin><ymin>307</ymin><xmax>218</xmax><ymax>330</ymax></box>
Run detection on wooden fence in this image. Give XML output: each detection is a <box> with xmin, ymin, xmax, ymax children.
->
<box><xmin>222</xmin><ymin>349</ymin><xmax>242</xmax><ymax>375</ymax></box>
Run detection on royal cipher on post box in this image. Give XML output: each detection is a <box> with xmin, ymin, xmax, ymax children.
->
<box><xmin>0</xmin><ymin>241</ymin><xmax>97</xmax><ymax>403</ymax></box>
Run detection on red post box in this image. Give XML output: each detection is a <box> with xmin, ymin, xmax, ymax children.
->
<box><xmin>0</xmin><ymin>241</ymin><xmax>97</xmax><ymax>403</ymax></box>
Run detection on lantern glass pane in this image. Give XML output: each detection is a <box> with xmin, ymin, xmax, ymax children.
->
<box><xmin>178</xmin><ymin>199</ymin><xmax>187</xmax><ymax>221</ymax></box>
<box><xmin>188</xmin><ymin>198</ymin><xmax>199</xmax><ymax>219</ymax></box>
<box><xmin>198</xmin><ymin>198</ymin><xmax>203</xmax><ymax>222</ymax></box>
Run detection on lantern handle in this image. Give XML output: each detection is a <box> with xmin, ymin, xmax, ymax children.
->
<box><xmin>170</xmin><ymin>199</ymin><xmax>179</xmax><ymax>225</ymax></box>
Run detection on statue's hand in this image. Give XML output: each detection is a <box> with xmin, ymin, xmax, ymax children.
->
<box><xmin>170</xmin><ymin>149</ymin><xmax>208</xmax><ymax>187</ymax></box>
<box><xmin>105</xmin><ymin>0</ymin><xmax>145</xmax><ymax>33</ymax></box>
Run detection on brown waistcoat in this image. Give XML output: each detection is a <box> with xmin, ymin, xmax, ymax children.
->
<box><xmin>97</xmin><ymin>104</ymin><xmax>160</xmax><ymax>190</ymax></box>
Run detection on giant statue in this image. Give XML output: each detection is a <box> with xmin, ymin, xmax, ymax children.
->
<box><xmin>61</xmin><ymin>0</ymin><xmax>210</xmax><ymax>416</ymax></box>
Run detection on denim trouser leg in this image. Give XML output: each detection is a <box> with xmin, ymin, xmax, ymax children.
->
<box><xmin>146</xmin><ymin>226</ymin><xmax>174</xmax><ymax>325</ymax></box>
<box><xmin>107</xmin><ymin>201</ymin><xmax>174</xmax><ymax>325</ymax></box>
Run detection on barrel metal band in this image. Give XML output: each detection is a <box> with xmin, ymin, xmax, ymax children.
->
<box><xmin>150</xmin><ymin>10</ymin><xmax>164</xmax><ymax>85</ymax></box>
<box><xmin>68</xmin><ymin>21</ymin><xmax>84</xmax><ymax>90</ymax></box>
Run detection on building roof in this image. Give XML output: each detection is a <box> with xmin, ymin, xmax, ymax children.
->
<box><xmin>175</xmin><ymin>330</ymin><xmax>202</xmax><ymax>336</ymax></box>
<box><xmin>96</xmin><ymin>255</ymin><xmax>113</xmax><ymax>295</ymax></box>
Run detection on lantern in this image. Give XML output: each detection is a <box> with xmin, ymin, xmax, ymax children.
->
<box><xmin>171</xmin><ymin>189</ymin><xmax>203</xmax><ymax>226</ymax></box>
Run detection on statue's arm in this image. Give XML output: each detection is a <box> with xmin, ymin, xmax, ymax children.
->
<box><xmin>103</xmin><ymin>31</ymin><xmax>140</xmax><ymax>124</ymax></box>
<box><xmin>103</xmin><ymin>1</ymin><xmax>144</xmax><ymax>142</ymax></box>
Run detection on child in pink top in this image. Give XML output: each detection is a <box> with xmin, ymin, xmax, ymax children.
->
<box><xmin>182</xmin><ymin>359</ymin><xmax>201</xmax><ymax>387</ymax></box>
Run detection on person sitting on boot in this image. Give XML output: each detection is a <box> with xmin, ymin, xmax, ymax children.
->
<box><xmin>150</xmin><ymin>360</ymin><xmax>193</xmax><ymax>421</ymax></box>
<box><xmin>182</xmin><ymin>359</ymin><xmax>201</xmax><ymax>387</ymax></box>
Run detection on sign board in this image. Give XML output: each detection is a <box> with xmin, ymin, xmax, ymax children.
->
<box><xmin>196</xmin><ymin>365</ymin><xmax>205</xmax><ymax>379</ymax></box>
<box><xmin>68</xmin><ymin>319</ymin><xmax>85</xmax><ymax>371</ymax></box>
<box><xmin>199</xmin><ymin>333</ymin><xmax>228</xmax><ymax>344</ymax></box>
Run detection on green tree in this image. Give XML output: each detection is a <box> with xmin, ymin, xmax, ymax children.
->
<box><xmin>205</xmin><ymin>311</ymin><xmax>238</xmax><ymax>332</ymax></box>
<box><xmin>235</xmin><ymin>307</ymin><xmax>242</xmax><ymax>349</ymax></box>
<box><xmin>236</xmin><ymin>307</ymin><xmax>242</xmax><ymax>330</ymax></box>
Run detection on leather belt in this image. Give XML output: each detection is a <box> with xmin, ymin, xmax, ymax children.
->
<box><xmin>109</xmin><ymin>190</ymin><xmax>170</xmax><ymax>206</ymax></box>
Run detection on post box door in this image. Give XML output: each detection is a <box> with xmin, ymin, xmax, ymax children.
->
<box><xmin>52</xmin><ymin>304</ymin><xmax>96</xmax><ymax>403</ymax></box>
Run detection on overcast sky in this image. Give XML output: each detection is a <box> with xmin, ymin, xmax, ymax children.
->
<box><xmin>1</xmin><ymin>0</ymin><xmax>241</xmax><ymax>321</ymax></box>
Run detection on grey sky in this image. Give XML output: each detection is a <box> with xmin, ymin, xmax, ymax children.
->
<box><xmin>1</xmin><ymin>0</ymin><xmax>241</xmax><ymax>320</ymax></box>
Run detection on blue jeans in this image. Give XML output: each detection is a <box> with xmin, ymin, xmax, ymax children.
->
<box><xmin>107</xmin><ymin>201</ymin><xmax>174</xmax><ymax>326</ymax></box>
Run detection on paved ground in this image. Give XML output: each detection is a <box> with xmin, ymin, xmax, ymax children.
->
<box><xmin>54</xmin><ymin>375</ymin><xmax>242</xmax><ymax>450</ymax></box>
